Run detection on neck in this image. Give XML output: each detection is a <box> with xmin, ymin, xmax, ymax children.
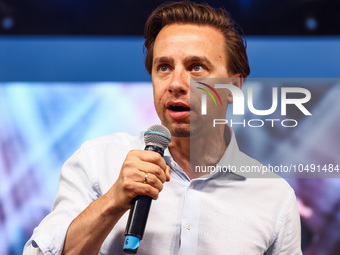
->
<box><xmin>169</xmin><ymin>125</ymin><xmax>227</xmax><ymax>179</ymax></box>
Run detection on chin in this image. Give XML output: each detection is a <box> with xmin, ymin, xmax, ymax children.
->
<box><xmin>170</xmin><ymin>125</ymin><xmax>206</xmax><ymax>138</ymax></box>
<box><xmin>163</xmin><ymin>122</ymin><xmax>191</xmax><ymax>138</ymax></box>
<box><xmin>171</xmin><ymin>129</ymin><xmax>191</xmax><ymax>137</ymax></box>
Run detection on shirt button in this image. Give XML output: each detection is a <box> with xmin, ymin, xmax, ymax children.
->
<box><xmin>171</xmin><ymin>161</ymin><xmax>176</xmax><ymax>168</ymax></box>
<box><xmin>186</xmin><ymin>224</ymin><xmax>192</xmax><ymax>230</ymax></box>
<box><xmin>189</xmin><ymin>183</ymin><xmax>194</xmax><ymax>189</ymax></box>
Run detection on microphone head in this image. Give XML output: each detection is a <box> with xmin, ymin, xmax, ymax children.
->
<box><xmin>144</xmin><ymin>125</ymin><xmax>171</xmax><ymax>150</ymax></box>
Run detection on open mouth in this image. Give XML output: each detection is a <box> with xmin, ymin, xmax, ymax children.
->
<box><xmin>166</xmin><ymin>102</ymin><xmax>191</xmax><ymax>119</ymax></box>
<box><xmin>169</xmin><ymin>105</ymin><xmax>190</xmax><ymax>112</ymax></box>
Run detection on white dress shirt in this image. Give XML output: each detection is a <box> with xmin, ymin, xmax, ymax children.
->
<box><xmin>23</xmin><ymin>126</ymin><xmax>302</xmax><ymax>255</ymax></box>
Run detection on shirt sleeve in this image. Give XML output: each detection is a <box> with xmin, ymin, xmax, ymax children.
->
<box><xmin>265</xmin><ymin>190</ymin><xmax>302</xmax><ymax>255</ymax></box>
<box><xmin>23</xmin><ymin>143</ymin><xmax>100</xmax><ymax>255</ymax></box>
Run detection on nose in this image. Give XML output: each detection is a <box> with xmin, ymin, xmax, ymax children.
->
<box><xmin>168</xmin><ymin>69</ymin><xmax>189</xmax><ymax>95</ymax></box>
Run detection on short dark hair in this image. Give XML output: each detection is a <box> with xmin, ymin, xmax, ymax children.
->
<box><xmin>144</xmin><ymin>1</ymin><xmax>250</xmax><ymax>78</ymax></box>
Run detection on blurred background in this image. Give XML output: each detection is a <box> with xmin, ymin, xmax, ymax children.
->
<box><xmin>0</xmin><ymin>0</ymin><xmax>340</xmax><ymax>254</ymax></box>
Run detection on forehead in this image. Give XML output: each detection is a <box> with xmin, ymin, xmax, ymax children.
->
<box><xmin>153</xmin><ymin>24</ymin><xmax>226</xmax><ymax>63</ymax></box>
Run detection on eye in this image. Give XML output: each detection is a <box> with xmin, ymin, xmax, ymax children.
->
<box><xmin>159</xmin><ymin>65</ymin><xmax>170</xmax><ymax>72</ymax></box>
<box><xmin>191</xmin><ymin>65</ymin><xmax>205</xmax><ymax>72</ymax></box>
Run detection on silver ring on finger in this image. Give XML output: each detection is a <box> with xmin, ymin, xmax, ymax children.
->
<box><xmin>144</xmin><ymin>172</ymin><xmax>148</xmax><ymax>184</ymax></box>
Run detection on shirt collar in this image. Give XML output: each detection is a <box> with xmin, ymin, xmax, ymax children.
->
<box><xmin>164</xmin><ymin>125</ymin><xmax>247</xmax><ymax>181</ymax></box>
<box><xmin>214</xmin><ymin>125</ymin><xmax>247</xmax><ymax>180</ymax></box>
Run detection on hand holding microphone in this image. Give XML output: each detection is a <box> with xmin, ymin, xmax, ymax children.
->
<box><xmin>110</xmin><ymin>151</ymin><xmax>170</xmax><ymax>211</ymax></box>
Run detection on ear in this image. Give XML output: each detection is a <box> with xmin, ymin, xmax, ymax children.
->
<box><xmin>233</xmin><ymin>73</ymin><xmax>244</xmax><ymax>89</ymax></box>
<box><xmin>227</xmin><ymin>73</ymin><xmax>244</xmax><ymax>103</ymax></box>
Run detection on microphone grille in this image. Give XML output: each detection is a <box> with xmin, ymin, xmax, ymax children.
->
<box><xmin>144</xmin><ymin>125</ymin><xmax>171</xmax><ymax>150</ymax></box>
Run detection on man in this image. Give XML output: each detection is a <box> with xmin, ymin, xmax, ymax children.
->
<box><xmin>24</xmin><ymin>2</ymin><xmax>302</xmax><ymax>254</ymax></box>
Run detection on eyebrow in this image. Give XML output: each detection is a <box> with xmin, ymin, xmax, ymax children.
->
<box><xmin>153</xmin><ymin>55</ymin><xmax>214</xmax><ymax>68</ymax></box>
<box><xmin>184</xmin><ymin>56</ymin><xmax>213</xmax><ymax>67</ymax></box>
<box><xmin>153</xmin><ymin>56</ymin><xmax>174</xmax><ymax>66</ymax></box>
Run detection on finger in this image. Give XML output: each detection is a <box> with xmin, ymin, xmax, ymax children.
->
<box><xmin>130</xmin><ymin>150</ymin><xmax>167</xmax><ymax>170</ymax></box>
<box><xmin>137</xmin><ymin>161</ymin><xmax>167</xmax><ymax>183</ymax></box>
<box><xmin>133</xmin><ymin>182</ymin><xmax>162</xmax><ymax>200</ymax></box>
<box><xmin>140</xmin><ymin>172</ymin><xmax>164</xmax><ymax>192</ymax></box>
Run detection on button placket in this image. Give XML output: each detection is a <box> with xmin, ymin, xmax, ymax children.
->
<box><xmin>178</xmin><ymin>181</ymin><xmax>200</xmax><ymax>255</ymax></box>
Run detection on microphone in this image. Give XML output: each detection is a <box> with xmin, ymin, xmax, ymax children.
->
<box><xmin>123</xmin><ymin>125</ymin><xmax>171</xmax><ymax>254</ymax></box>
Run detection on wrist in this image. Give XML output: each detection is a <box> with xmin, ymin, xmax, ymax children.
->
<box><xmin>99</xmin><ymin>192</ymin><xmax>128</xmax><ymax>219</ymax></box>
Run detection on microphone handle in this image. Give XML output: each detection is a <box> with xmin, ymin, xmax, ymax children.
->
<box><xmin>124</xmin><ymin>195</ymin><xmax>152</xmax><ymax>240</ymax></box>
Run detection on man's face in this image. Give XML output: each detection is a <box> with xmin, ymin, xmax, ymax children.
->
<box><xmin>151</xmin><ymin>24</ymin><xmax>231</xmax><ymax>137</ymax></box>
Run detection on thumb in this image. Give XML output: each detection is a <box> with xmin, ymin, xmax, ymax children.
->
<box><xmin>165</xmin><ymin>165</ymin><xmax>171</xmax><ymax>182</ymax></box>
